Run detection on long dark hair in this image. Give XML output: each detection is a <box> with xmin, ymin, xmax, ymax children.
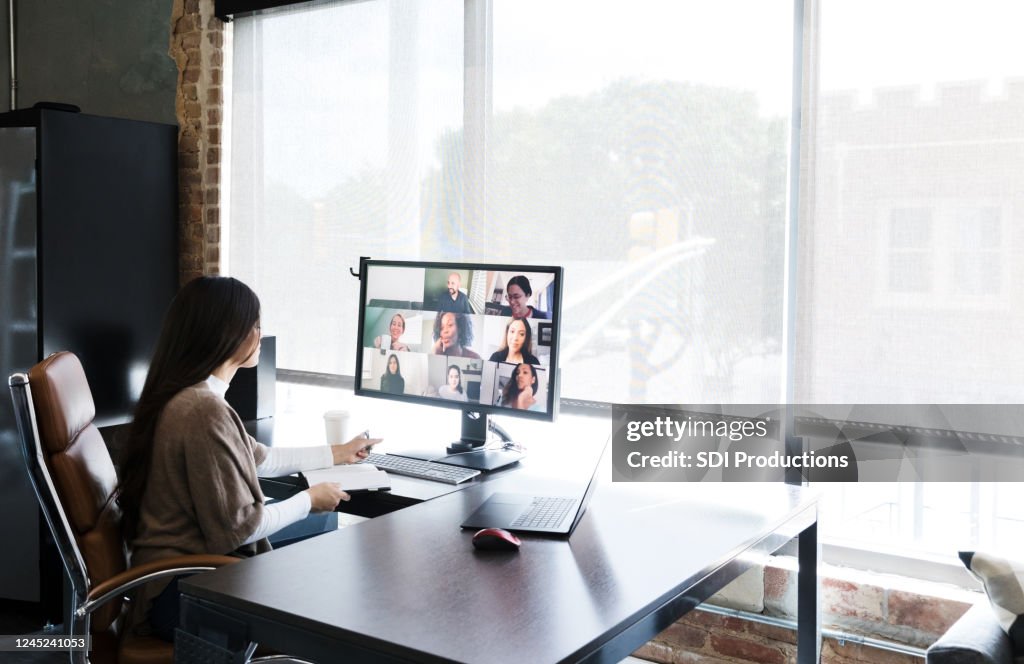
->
<box><xmin>447</xmin><ymin>365</ymin><xmax>463</xmax><ymax>394</ymax></box>
<box><xmin>497</xmin><ymin>318</ymin><xmax>533</xmax><ymax>356</ymax></box>
<box><xmin>386</xmin><ymin>353</ymin><xmax>402</xmax><ymax>376</ymax></box>
<box><xmin>501</xmin><ymin>362</ymin><xmax>538</xmax><ymax>405</ymax></box>
<box><xmin>118</xmin><ymin>276</ymin><xmax>261</xmax><ymax>541</ymax></box>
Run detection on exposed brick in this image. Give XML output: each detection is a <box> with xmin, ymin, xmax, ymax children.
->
<box><xmin>182</xmin><ymin>33</ymin><xmax>201</xmax><ymax>50</ymax></box>
<box><xmin>745</xmin><ymin>621</ymin><xmax>797</xmax><ymax>645</ymax></box>
<box><xmin>887</xmin><ymin>591</ymin><xmax>971</xmax><ymax>635</ymax></box>
<box><xmin>172</xmin><ymin>0</ymin><xmax>228</xmax><ymax>282</ymax></box>
<box><xmin>179</xmin><ymin>132</ymin><xmax>200</xmax><ymax>154</ymax></box>
<box><xmin>633</xmin><ymin>641</ymin><xmax>675</xmax><ymax>664</ymax></box>
<box><xmin>186</xmin><ymin>204</ymin><xmax>203</xmax><ymax>224</ymax></box>
<box><xmin>184</xmin><ymin>188</ymin><xmax>204</xmax><ymax>205</ymax></box>
<box><xmin>206</xmin><ymin>167</ymin><xmax>220</xmax><ymax>186</ymax></box>
<box><xmin>683</xmin><ymin>610</ymin><xmax>747</xmax><ymax>633</ymax></box>
<box><xmin>176</xmin><ymin>13</ymin><xmax>197</xmax><ymax>34</ymax></box>
<box><xmin>180</xmin><ymin>152</ymin><xmax>199</xmax><ymax>170</ymax></box>
<box><xmin>709</xmin><ymin>634</ymin><xmax>786</xmax><ymax>664</ymax></box>
<box><xmin>824</xmin><ymin>637</ymin><xmax>919</xmax><ymax>664</ymax></box>
<box><xmin>180</xmin><ymin>236</ymin><xmax>200</xmax><ymax>257</ymax></box>
<box><xmin>658</xmin><ymin>622</ymin><xmax>706</xmax><ymax>649</ymax></box>
<box><xmin>823</xmin><ymin>577</ymin><xmax>884</xmax><ymax>621</ymax></box>
<box><xmin>181</xmin><ymin>169</ymin><xmax>202</xmax><ymax>187</ymax></box>
<box><xmin>764</xmin><ymin>566</ymin><xmax>793</xmax><ymax>602</ymax></box>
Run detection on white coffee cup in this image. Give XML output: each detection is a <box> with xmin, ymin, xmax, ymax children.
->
<box><xmin>323</xmin><ymin>410</ymin><xmax>350</xmax><ymax>445</ymax></box>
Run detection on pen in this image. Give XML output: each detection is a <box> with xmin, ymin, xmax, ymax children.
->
<box><xmin>362</xmin><ymin>430</ymin><xmax>374</xmax><ymax>454</ymax></box>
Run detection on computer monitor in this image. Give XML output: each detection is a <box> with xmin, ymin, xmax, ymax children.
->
<box><xmin>354</xmin><ymin>258</ymin><xmax>563</xmax><ymax>471</ymax></box>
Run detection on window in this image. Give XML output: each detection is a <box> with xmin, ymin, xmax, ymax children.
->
<box><xmin>230</xmin><ymin>0</ymin><xmax>794</xmax><ymax>405</ymax></box>
<box><xmin>227</xmin><ymin>0</ymin><xmax>1024</xmax><ymax>565</ymax></box>
<box><xmin>803</xmin><ymin>0</ymin><xmax>1024</xmax><ymax>560</ymax></box>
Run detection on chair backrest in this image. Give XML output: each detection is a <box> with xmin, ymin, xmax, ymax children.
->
<box><xmin>8</xmin><ymin>351</ymin><xmax>127</xmax><ymax>633</ymax></box>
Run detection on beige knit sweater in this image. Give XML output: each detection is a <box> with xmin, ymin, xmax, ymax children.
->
<box><xmin>127</xmin><ymin>381</ymin><xmax>271</xmax><ymax>634</ymax></box>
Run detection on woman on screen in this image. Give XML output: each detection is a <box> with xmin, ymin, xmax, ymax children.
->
<box><xmin>499</xmin><ymin>275</ymin><xmax>550</xmax><ymax>320</ymax></box>
<box><xmin>431</xmin><ymin>311</ymin><xmax>480</xmax><ymax>359</ymax></box>
<box><xmin>488</xmin><ymin>318</ymin><xmax>539</xmax><ymax>365</ymax></box>
<box><xmin>373</xmin><ymin>313</ymin><xmax>409</xmax><ymax>352</ymax></box>
<box><xmin>116</xmin><ymin>276</ymin><xmax>381</xmax><ymax>642</ymax></box>
<box><xmin>380</xmin><ymin>353</ymin><xmax>405</xmax><ymax>394</ymax></box>
<box><xmin>438</xmin><ymin>365</ymin><xmax>469</xmax><ymax>402</ymax></box>
<box><xmin>501</xmin><ymin>362</ymin><xmax>543</xmax><ymax>411</ymax></box>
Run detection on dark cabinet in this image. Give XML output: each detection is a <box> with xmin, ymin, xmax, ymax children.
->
<box><xmin>0</xmin><ymin>107</ymin><xmax>177</xmax><ymax>608</ymax></box>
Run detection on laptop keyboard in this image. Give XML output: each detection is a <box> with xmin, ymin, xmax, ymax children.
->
<box><xmin>364</xmin><ymin>453</ymin><xmax>480</xmax><ymax>485</ymax></box>
<box><xmin>510</xmin><ymin>496</ymin><xmax>578</xmax><ymax>529</ymax></box>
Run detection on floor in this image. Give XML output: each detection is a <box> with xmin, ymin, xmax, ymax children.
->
<box><xmin>0</xmin><ymin>601</ymin><xmax>65</xmax><ymax>663</ymax></box>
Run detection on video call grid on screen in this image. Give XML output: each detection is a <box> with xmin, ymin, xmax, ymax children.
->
<box><xmin>355</xmin><ymin>261</ymin><xmax>561</xmax><ymax>420</ymax></box>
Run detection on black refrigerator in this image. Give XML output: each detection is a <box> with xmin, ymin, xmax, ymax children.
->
<box><xmin>0</xmin><ymin>106</ymin><xmax>178</xmax><ymax>610</ymax></box>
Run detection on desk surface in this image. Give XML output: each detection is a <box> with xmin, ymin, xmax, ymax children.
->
<box><xmin>183</xmin><ymin>413</ymin><xmax>818</xmax><ymax>663</ymax></box>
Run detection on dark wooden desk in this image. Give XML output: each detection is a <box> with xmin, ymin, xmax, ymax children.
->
<box><xmin>184</xmin><ymin>417</ymin><xmax>820</xmax><ymax>663</ymax></box>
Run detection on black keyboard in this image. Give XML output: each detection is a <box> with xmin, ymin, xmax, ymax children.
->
<box><xmin>510</xmin><ymin>496</ymin><xmax>578</xmax><ymax>529</ymax></box>
<box><xmin>364</xmin><ymin>453</ymin><xmax>480</xmax><ymax>485</ymax></box>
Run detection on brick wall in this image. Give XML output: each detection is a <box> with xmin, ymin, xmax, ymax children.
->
<box><xmin>170</xmin><ymin>0</ymin><xmax>223</xmax><ymax>284</ymax></box>
<box><xmin>633</xmin><ymin>560</ymin><xmax>978</xmax><ymax>663</ymax></box>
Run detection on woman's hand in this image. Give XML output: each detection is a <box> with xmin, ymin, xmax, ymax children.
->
<box><xmin>306</xmin><ymin>482</ymin><xmax>349</xmax><ymax>512</ymax></box>
<box><xmin>331</xmin><ymin>434</ymin><xmax>383</xmax><ymax>465</ymax></box>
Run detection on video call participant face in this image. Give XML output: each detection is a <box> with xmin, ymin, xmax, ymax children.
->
<box><xmin>387</xmin><ymin>354</ymin><xmax>400</xmax><ymax>375</ymax></box>
<box><xmin>447</xmin><ymin>273</ymin><xmax>461</xmax><ymax>298</ymax></box>
<box><xmin>389</xmin><ymin>314</ymin><xmax>405</xmax><ymax>340</ymax></box>
<box><xmin>439</xmin><ymin>312</ymin><xmax>458</xmax><ymax>347</ymax></box>
<box><xmin>506</xmin><ymin>319</ymin><xmax>528</xmax><ymax>355</ymax></box>
<box><xmin>506</xmin><ymin>278</ymin><xmax>532</xmax><ymax>318</ymax></box>
<box><xmin>516</xmin><ymin>362</ymin><xmax>537</xmax><ymax>393</ymax></box>
<box><xmin>447</xmin><ymin>366</ymin><xmax>462</xmax><ymax>390</ymax></box>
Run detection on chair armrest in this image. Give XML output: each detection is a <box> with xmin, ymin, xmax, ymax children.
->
<box><xmin>79</xmin><ymin>554</ymin><xmax>239</xmax><ymax>618</ymax></box>
<box><xmin>926</xmin><ymin>603</ymin><xmax>1013</xmax><ymax>664</ymax></box>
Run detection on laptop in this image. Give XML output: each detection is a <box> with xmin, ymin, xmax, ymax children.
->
<box><xmin>460</xmin><ymin>437</ymin><xmax>609</xmax><ymax>536</ymax></box>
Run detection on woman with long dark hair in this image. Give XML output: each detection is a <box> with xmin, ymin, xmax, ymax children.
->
<box><xmin>500</xmin><ymin>362</ymin><xmax>543</xmax><ymax>411</ymax></box>
<box><xmin>438</xmin><ymin>365</ymin><xmax>468</xmax><ymax>402</ymax></box>
<box><xmin>118</xmin><ymin>276</ymin><xmax>380</xmax><ymax>641</ymax></box>
<box><xmin>380</xmin><ymin>353</ymin><xmax>405</xmax><ymax>394</ymax></box>
<box><xmin>488</xmin><ymin>318</ymin><xmax>539</xmax><ymax>365</ymax></box>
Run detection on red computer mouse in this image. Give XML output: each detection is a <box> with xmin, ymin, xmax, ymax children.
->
<box><xmin>472</xmin><ymin>528</ymin><xmax>521</xmax><ymax>551</ymax></box>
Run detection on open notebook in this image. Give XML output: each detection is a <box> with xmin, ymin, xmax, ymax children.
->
<box><xmin>301</xmin><ymin>464</ymin><xmax>391</xmax><ymax>493</ymax></box>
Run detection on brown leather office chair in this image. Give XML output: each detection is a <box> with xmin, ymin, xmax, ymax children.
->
<box><xmin>7</xmin><ymin>352</ymin><xmax>240</xmax><ymax>664</ymax></box>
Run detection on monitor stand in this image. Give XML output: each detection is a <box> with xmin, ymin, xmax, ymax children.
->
<box><xmin>434</xmin><ymin>411</ymin><xmax>523</xmax><ymax>472</ymax></box>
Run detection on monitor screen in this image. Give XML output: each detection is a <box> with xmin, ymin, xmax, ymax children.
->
<box><xmin>355</xmin><ymin>260</ymin><xmax>562</xmax><ymax>426</ymax></box>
